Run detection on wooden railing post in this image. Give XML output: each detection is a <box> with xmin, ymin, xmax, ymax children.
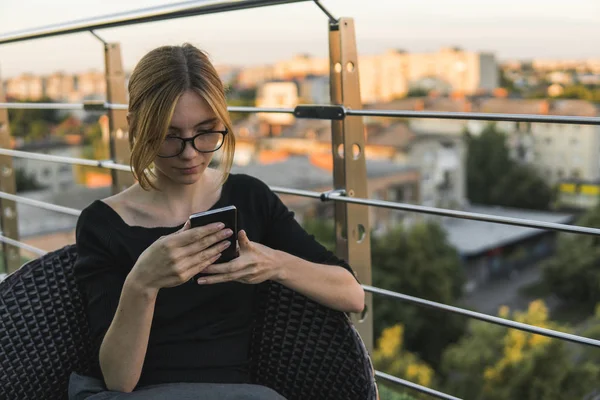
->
<box><xmin>104</xmin><ymin>42</ymin><xmax>134</xmax><ymax>193</ymax></box>
<box><xmin>329</xmin><ymin>18</ymin><xmax>373</xmax><ymax>352</ymax></box>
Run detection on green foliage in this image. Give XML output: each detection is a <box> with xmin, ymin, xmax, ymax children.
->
<box><xmin>499</xmin><ymin>68</ymin><xmax>519</xmax><ymax>94</ymax></box>
<box><xmin>227</xmin><ymin>88</ymin><xmax>257</xmax><ymax>124</ymax></box>
<box><xmin>580</xmin><ymin>305</ymin><xmax>600</xmax><ymax>365</ymax></box>
<box><xmin>491</xmin><ymin>165</ymin><xmax>555</xmax><ymax>210</ymax></box>
<box><xmin>441</xmin><ymin>301</ymin><xmax>600</xmax><ymax>400</ymax></box>
<box><xmin>374</xmin><ymin>324</ymin><xmax>436</xmax><ymax>399</ymax></box>
<box><xmin>0</xmin><ymin>251</ymin><xmax>31</xmax><ymax>274</ymax></box>
<box><xmin>406</xmin><ymin>88</ymin><xmax>429</xmax><ymax>97</ymax></box>
<box><xmin>554</xmin><ymin>85</ymin><xmax>600</xmax><ymax>102</ymax></box>
<box><xmin>466</xmin><ymin>123</ymin><xmax>553</xmax><ymax>210</ymax></box>
<box><xmin>83</xmin><ymin>123</ymin><xmax>103</xmax><ymax>145</ymax></box>
<box><xmin>74</xmin><ymin>136</ymin><xmax>110</xmax><ymax>185</ymax></box>
<box><xmin>542</xmin><ymin>203</ymin><xmax>600</xmax><ymax>305</ymax></box>
<box><xmin>372</xmin><ymin>222</ymin><xmax>467</xmax><ymax>368</ymax></box>
<box><xmin>304</xmin><ymin>217</ymin><xmax>466</xmax><ymax>368</ymax></box>
<box><xmin>302</xmin><ymin>218</ymin><xmax>335</xmax><ymax>252</ymax></box>
<box><xmin>8</xmin><ymin>97</ymin><xmax>62</xmax><ymax>139</ymax></box>
<box><xmin>378</xmin><ymin>384</ymin><xmax>420</xmax><ymax>400</ymax></box>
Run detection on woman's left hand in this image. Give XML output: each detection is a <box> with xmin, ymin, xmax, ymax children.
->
<box><xmin>197</xmin><ymin>230</ymin><xmax>282</xmax><ymax>285</ymax></box>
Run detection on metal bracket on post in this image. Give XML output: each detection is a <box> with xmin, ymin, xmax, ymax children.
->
<box><xmin>329</xmin><ymin>18</ymin><xmax>373</xmax><ymax>353</ymax></box>
<box><xmin>0</xmin><ymin>78</ymin><xmax>21</xmax><ymax>273</ymax></box>
<box><xmin>319</xmin><ymin>188</ymin><xmax>347</xmax><ymax>202</ymax></box>
<box><xmin>103</xmin><ymin>42</ymin><xmax>134</xmax><ymax>193</ymax></box>
<box><xmin>294</xmin><ymin>104</ymin><xmax>346</xmax><ymax>120</ymax></box>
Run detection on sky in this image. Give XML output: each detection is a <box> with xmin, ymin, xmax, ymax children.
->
<box><xmin>0</xmin><ymin>0</ymin><xmax>599</xmax><ymax>78</ymax></box>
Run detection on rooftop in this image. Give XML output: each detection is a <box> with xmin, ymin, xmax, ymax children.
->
<box><xmin>443</xmin><ymin>205</ymin><xmax>575</xmax><ymax>256</ymax></box>
<box><xmin>231</xmin><ymin>155</ymin><xmax>417</xmax><ymax>190</ymax></box>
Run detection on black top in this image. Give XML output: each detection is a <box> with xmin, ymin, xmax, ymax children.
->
<box><xmin>74</xmin><ymin>173</ymin><xmax>355</xmax><ymax>388</ymax></box>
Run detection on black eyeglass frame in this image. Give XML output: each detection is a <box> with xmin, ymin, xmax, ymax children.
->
<box><xmin>157</xmin><ymin>128</ymin><xmax>229</xmax><ymax>158</ymax></box>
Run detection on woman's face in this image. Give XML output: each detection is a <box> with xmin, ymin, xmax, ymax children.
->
<box><xmin>153</xmin><ymin>89</ymin><xmax>224</xmax><ymax>186</ymax></box>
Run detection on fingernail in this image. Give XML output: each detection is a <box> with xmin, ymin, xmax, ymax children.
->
<box><xmin>222</xmin><ymin>241</ymin><xmax>231</xmax><ymax>249</ymax></box>
<box><xmin>197</xmin><ymin>279</ymin><xmax>206</xmax><ymax>284</ymax></box>
<box><xmin>216</xmin><ymin>223</ymin><xmax>225</xmax><ymax>229</ymax></box>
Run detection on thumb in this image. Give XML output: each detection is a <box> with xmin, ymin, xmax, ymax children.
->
<box><xmin>238</xmin><ymin>230</ymin><xmax>251</xmax><ymax>248</ymax></box>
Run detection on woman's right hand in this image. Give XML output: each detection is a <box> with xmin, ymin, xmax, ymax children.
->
<box><xmin>128</xmin><ymin>221</ymin><xmax>232</xmax><ymax>294</ymax></box>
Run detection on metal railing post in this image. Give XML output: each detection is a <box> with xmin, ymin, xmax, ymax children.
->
<box><xmin>329</xmin><ymin>18</ymin><xmax>373</xmax><ymax>353</ymax></box>
<box><xmin>0</xmin><ymin>77</ymin><xmax>21</xmax><ymax>273</ymax></box>
<box><xmin>104</xmin><ymin>42</ymin><xmax>134</xmax><ymax>193</ymax></box>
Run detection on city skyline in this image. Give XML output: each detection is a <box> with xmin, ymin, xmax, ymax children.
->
<box><xmin>0</xmin><ymin>0</ymin><xmax>599</xmax><ymax>78</ymax></box>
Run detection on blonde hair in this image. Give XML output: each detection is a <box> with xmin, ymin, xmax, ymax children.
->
<box><xmin>127</xmin><ymin>43</ymin><xmax>235</xmax><ymax>190</ymax></box>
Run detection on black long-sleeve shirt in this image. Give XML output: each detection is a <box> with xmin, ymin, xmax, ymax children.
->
<box><xmin>74</xmin><ymin>173</ymin><xmax>355</xmax><ymax>388</ymax></box>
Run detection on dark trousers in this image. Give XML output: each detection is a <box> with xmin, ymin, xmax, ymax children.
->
<box><xmin>68</xmin><ymin>372</ymin><xmax>287</xmax><ymax>400</ymax></box>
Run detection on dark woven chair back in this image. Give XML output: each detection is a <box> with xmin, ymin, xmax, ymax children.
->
<box><xmin>0</xmin><ymin>245</ymin><xmax>378</xmax><ymax>400</ymax></box>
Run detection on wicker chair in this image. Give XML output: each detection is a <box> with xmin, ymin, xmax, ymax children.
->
<box><xmin>0</xmin><ymin>244</ymin><xmax>378</xmax><ymax>400</ymax></box>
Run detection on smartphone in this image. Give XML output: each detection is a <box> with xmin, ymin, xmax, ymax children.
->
<box><xmin>189</xmin><ymin>205</ymin><xmax>239</xmax><ymax>264</ymax></box>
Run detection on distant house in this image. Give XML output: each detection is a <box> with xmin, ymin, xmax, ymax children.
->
<box><xmin>231</xmin><ymin>154</ymin><xmax>420</xmax><ymax>233</ymax></box>
<box><xmin>443</xmin><ymin>205</ymin><xmax>575</xmax><ymax>291</ymax></box>
<box><xmin>13</xmin><ymin>140</ymin><xmax>82</xmax><ymax>194</ymax></box>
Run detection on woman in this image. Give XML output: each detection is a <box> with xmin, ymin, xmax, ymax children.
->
<box><xmin>69</xmin><ymin>43</ymin><xmax>365</xmax><ymax>400</ymax></box>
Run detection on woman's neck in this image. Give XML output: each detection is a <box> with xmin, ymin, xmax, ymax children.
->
<box><xmin>149</xmin><ymin>169</ymin><xmax>221</xmax><ymax>217</ymax></box>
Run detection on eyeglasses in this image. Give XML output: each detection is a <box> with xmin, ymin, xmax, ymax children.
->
<box><xmin>157</xmin><ymin>128</ymin><xmax>228</xmax><ymax>158</ymax></box>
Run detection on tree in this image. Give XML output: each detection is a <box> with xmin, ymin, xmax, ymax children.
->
<box><xmin>542</xmin><ymin>203</ymin><xmax>600</xmax><ymax>306</ymax></box>
<box><xmin>302</xmin><ymin>218</ymin><xmax>467</xmax><ymax>368</ymax></box>
<box><xmin>227</xmin><ymin>87</ymin><xmax>257</xmax><ymax>124</ymax></box>
<box><xmin>302</xmin><ymin>218</ymin><xmax>335</xmax><ymax>252</ymax></box>
<box><xmin>579</xmin><ymin>304</ymin><xmax>600</xmax><ymax>366</ymax></box>
<box><xmin>371</xmin><ymin>222</ymin><xmax>466</xmax><ymax>368</ymax></box>
<box><xmin>499</xmin><ymin>68</ymin><xmax>519</xmax><ymax>94</ymax></box>
<box><xmin>555</xmin><ymin>85</ymin><xmax>596</xmax><ymax>101</ymax></box>
<box><xmin>466</xmin><ymin>124</ymin><xmax>553</xmax><ymax>210</ymax></box>
<box><xmin>84</xmin><ymin>122</ymin><xmax>103</xmax><ymax>145</ymax></box>
<box><xmin>28</xmin><ymin>120</ymin><xmax>50</xmax><ymax>141</ymax></box>
<box><xmin>8</xmin><ymin>97</ymin><xmax>62</xmax><ymax>139</ymax></box>
<box><xmin>441</xmin><ymin>300</ymin><xmax>599</xmax><ymax>400</ymax></box>
<box><xmin>74</xmin><ymin>135</ymin><xmax>110</xmax><ymax>185</ymax></box>
<box><xmin>491</xmin><ymin>165</ymin><xmax>555</xmax><ymax>210</ymax></box>
<box><xmin>373</xmin><ymin>324</ymin><xmax>434</xmax><ymax>400</ymax></box>
<box><xmin>377</xmin><ymin>387</ymin><xmax>419</xmax><ymax>400</ymax></box>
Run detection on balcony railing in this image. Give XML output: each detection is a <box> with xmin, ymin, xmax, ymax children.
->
<box><xmin>1</xmin><ymin>1</ymin><xmax>600</xmax><ymax>399</ymax></box>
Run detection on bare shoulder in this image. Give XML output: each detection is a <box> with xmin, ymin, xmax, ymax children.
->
<box><xmin>100</xmin><ymin>184</ymin><xmax>144</xmax><ymax>222</ymax></box>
